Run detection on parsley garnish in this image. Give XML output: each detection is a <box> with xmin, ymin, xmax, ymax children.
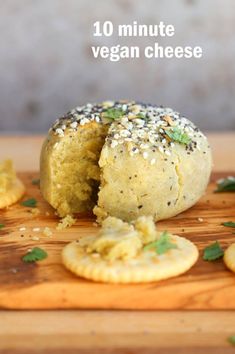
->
<box><xmin>144</xmin><ymin>231</ymin><xmax>177</xmax><ymax>255</ymax></box>
<box><xmin>203</xmin><ymin>241</ymin><xmax>224</xmax><ymax>261</ymax></box>
<box><xmin>228</xmin><ymin>335</ymin><xmax>235</xmax><ymax>345</ymax></box>
<box><xmin>32</xmin><ymin>178</ymin><xmax>40</xmax><ymax>185</ymax></box>
<box><xmin>165</xmin><ymin>127</ymin><xmax>191</xmax><ymax>145</ymax></box>
<box><xmin>21</xmin><ymin>198</ymin><xmax>37</xmax><ymax>208</ymax></box>
<box><xmin>102</xmin><ymin>108</ymin><xmax>125</xmax><ymax>120</ymax></box>
<box><xmin>22</xmin><ymin>247</ymin><xmax>48</xmax><ymax>263</ymax></box>
<box><xmin>215</xmin><ymin>177</ymin><xmax>235</xmax><ymax>193</ymax></box>
<box><xmin>222</xmin><ymin>221</ymin><xmax>235</xmax><ymax>228</ymax></box>
<box><xmin>0</xmin><ymin>224</ymin><xmax>4</xmax><ymax>229</ymax></box>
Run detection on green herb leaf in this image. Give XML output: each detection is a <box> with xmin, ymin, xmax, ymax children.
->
<box><xmin>228</xmin><ymin>335</ymin><xmax>235</xmax><ymax>345</ymax></box>
<box><xmin>165</xmin><ymin>127</ymin><xmax>191</xmax><ymax>145</ymax></box>
<box><xmin>136</xmin><ymin>112</ymin><xmax>147</xmax><ymax>120</ymax></box>
<box><xmin>102</xmin><ymin>108</ymin><xmax>125</xmax><ymax>120</ymax></box>
<box><xmin>144</xmin><ymin>231</ymin><xmax>177</xmax><ymax>255</ymax></box>
<box><xmin>222</xmin><ymin>221</ymin><xmax>235</xmax><ymax>228</ymax></box>
<box><xmin>32</xmin><ymin>178</ymin><xmax>40</xmax><ymax>185</ymax></box>
<box><xmin>21</xmin><ymin>198</ymin><xmax>37</xmax><ymax>208</ymax></box>
<box><xmin>203</xmin><ymin>241</ymin><xmax>224</xmax><ymax>261</ymax></box>
<box><xmin>215</xmin><ymin>176</ymin><xmax>235</xmax><ymax>193</ymax></box>
<box><xmin>22</xmin><ymin>247</ymin><xmax>48</xmax><ymax>263</ymax></box>
<box><xmin>0</xmin><ymin>224</ymin><xmax>5</xmax><ymax>229</ymax></box>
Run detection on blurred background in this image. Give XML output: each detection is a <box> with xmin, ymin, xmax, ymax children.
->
<box><xmin>0</xmin><ymin>0</ymin><xmax>235</xmax><ymax>133</ymax></box>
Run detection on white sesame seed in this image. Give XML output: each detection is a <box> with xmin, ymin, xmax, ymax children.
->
<box><xmin>165</xmin><ymin>150</ymin><xmax>171</xmax><ymax>156</ymax></box>
<box><xmin>150</xmin><ymin>158</ymin><xmax>156</xmax><ymax>165</ymax></box>
<box><xmin>158</xmin><ymin>146</ymin><xmax>164</xmax><ymax>153</ymax></box>
<box><xmin>140</xmin><ymin>143</ymin><xmax>149</xmax><ymax>150</ymax></box>
<box><xmin>143</xmin><ymin>152</ymin><xmax>148</xmax><ymax>159</ymax></box>
<box><xmin>32</xmin><ymin>236</ymin><xmax>40</xmax><ymax>241</ymax></box>
<box><xmin>120</xmin><ymin>130</ymin><xmax>130</xmax><ymax>137</ymax></box>
<box><xmin>133</xmin><ymin>148</ymin><xmax>139</xmax><ymax>154</ymax></box>
<box><xmin>55</xmin><ymin>128</ymin><xmax>64</xmax><ymax>136</ymax></box>
<box><xmin>198</xmin><ymin>217</ymin><xmax>204</xmax><ymax>222</ymax></box>
<box><xmin>19</xmin><ymin>227</ymin><xmax>26</xmax><ymax>231</ymax></box>
<box><xmin>70</xmin><ymin>121</ymin><xmax>78</xmax><ymax>129</ymax></box>
<box><xmin>32</xmin><ymin>227</ymin><xmax>40</xmax><ymax>232</ymax></box>
<box><xmin>111</xmin><ymin>140</ymin><xmax>118</xmax><ymax>148</ymax></box>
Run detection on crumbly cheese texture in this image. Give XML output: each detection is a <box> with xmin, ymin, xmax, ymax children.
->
<box><xmin>0</xmin><ymin>160</ymin><xmax>25</xmax><ymax>208</ymax></box>
<box><xmin>62</xmin><ymin>216</ymin><xmax>199</xmax><ymax>283</ymax></box>
<box><xmin>40</xmin><ymin>101</ymin><xmax>212</xmax><ymax>221</ymax></box>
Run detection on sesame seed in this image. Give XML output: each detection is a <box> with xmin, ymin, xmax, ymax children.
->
<box><xmin>55</xmin><ymin>128</ymin><xmax>64</xmax><ymax>136</ymax></box>
<box><xmin>19</xmin><ymin>227</ymin><xmax>26</xmax><ymax>231</ymax></box>
<box><xmin>111</xmin><ymin>140</ymin><xmax>118</xmax><ymax>148</ymax></box>
<box><xmin>150</xmin><ymin>158</ymin><xmax>156</xmax><ymax>165</ymax></box>
<box><xmin>143</xmin><ymin>152</ymin><xmax>148</xmax><ymax>159</ymax></box>
<box><xmin>32</xmin><ymin>236</ymin><xmax>40</xmax><ymax>241</ymax></box>
<box><xmin>70</xmin><ymin>121</ymin><xmax>78</xmax><ymax>129</ymax></box>
<box><xmin>52</xmin><ymin>101</ymin><xmax>201</xmax><ymax>160</ymax></box>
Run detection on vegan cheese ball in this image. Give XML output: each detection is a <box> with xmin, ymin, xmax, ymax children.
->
<box><xmin>40</xmin><ymin>101</ymin><xmax>212</xmax><ymax>222</ymax></box>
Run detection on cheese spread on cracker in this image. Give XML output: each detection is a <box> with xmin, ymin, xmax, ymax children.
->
<box><xmin>62</xmin><ymin>216</ymin><xmax>198</xmax><ymax>283</ymax></box>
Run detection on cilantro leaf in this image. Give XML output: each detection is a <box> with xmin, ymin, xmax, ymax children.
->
<box><xmin>136</xmin><ymin>112</ymin><xmax>148</xmax><ymax>120</ymax></box>
<box><xmin>0</xmin><ymin>224</ymin><xmax>4</xmax><ymax>229</ymax></box>
<box><xmin>165</xmin><ymin>127</ymin><xmax>191</xmax><ymax>145</ymax></box>
<box><xmin>102</xmin><ymin>108</ymin><xmax>125</xmax><ymax>120</ymax></box>
<box><xmin>222</xmin><ymin>221</ymin><xmax>235</xmax><ymax>228</ymax></box>
<box><xmin>215</xmin><ymin>177</ymin><xmax>235</xmax><ymax>193</ymax></box>
<box><xmin>22</xmin><ymin>247</ymin><xmax>48</xmax><ymax>263</ymax></box>
<box><xmin>21</xmin><ymin>198</ymin><xmax>37</xmax><ymax>208</ymax></box>
<box><xmin>203</xmin><ymin>241</ymin><xmax>224</xmax><ymax>261</ymax></box>
<box><xmin>228</xmin><ymin>335</ymin><xmax>235</xmax><ymax>345</ymax></box>
<box><xmin>32</xmin><ymin>178</ymin><xmax>40</xmax><ymax>185</ymax></box>
<box><xmin>144</xmin><ymin>231</ymin><xmax>177</xmax><ymax>255</ymax></box>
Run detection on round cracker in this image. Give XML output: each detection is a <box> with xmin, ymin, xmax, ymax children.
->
<box><xmin>62</xmin><ymin>235</ymin><xmax>199</xmax><ymax>283</ymax></box>
<box><xmin>0</xmin><ymin>177</ymin><xmax>25</xmax><ymax>208</ymax></box>
<box><xmin>224</xmin><ymin>243</ymin><xmax>235</xmax><ymax>273</ymax></box>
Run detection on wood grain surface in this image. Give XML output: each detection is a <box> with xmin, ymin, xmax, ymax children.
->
<box><xmin>0</xmin><ymin>134</ymin><xmax>235</xmax><ymax>354</ymax></box>
<box><xmin>0</xmin><ymin>170</ymin><xmax>235</xmax><ymax>310</ymax></box>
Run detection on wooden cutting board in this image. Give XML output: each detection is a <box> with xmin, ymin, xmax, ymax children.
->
<box><xmin>0</xmin><ymin>171</ymin><xmax>235</xmax><ymax>310</ymax></box>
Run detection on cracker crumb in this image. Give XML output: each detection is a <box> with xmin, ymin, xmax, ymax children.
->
<box><xmin>32</xmin><ymin>236</ymin><xmax>40</xmax><ymax>241</ymax></box>
<box><xmin>56</xmin><ymin>215</ymin><xmax>77</xmax><ymax>230</ymax></box>
<box><xmin>30</xmin><ymin>208</ymin><xmax>40</xmax><ymax>216</ymax></box>
<box><xmin>43</xmin><ymin>227</ymin><xmax>53</xmax><ymax>237</ymax></box>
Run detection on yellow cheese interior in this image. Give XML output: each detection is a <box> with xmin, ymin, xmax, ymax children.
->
<box><xmin>0</xmin><ymin>159</ymin><xmax>16</xmax><ymax>194</ymax></box>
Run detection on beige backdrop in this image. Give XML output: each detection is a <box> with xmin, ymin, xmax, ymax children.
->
<box><xmin>0</xmin><ymin>0</ymin><xmax>235</xmax><ymax>133</ymax></box>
